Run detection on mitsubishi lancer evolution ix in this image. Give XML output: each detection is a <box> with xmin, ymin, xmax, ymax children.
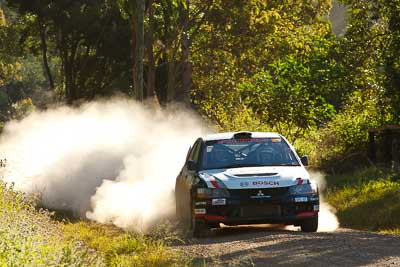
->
<box><xmin>175</xmin><ymin>132</ymin><xmax>319</xmax><ymax>237</ymax></box>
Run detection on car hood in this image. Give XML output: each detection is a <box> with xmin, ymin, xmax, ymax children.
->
<box><xmin>199</xmin><ymin>166</ymin><xmax>310</xmax><ymax>189</ymax></box>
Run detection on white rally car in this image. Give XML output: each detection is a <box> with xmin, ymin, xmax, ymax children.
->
<box><xmin>175</xmin><ymin>132</ymin><xmax>319</xmax><ymax>237</ymax></box>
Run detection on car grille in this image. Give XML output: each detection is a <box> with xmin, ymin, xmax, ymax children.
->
<box><xmin>240</xmin><ymin>205</ymin><xmax>281</xmax><ymax>217</ymax></box>
<box><xmin>228</xmin><ymin>187</ymin><xmax>289</xmax><ymax>198</ymax></box>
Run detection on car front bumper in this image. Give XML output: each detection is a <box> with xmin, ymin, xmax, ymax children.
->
<box><xmin>193</xmin><ymin>193</ymin><xmax>319</xmax><ymax>225</ymax></box>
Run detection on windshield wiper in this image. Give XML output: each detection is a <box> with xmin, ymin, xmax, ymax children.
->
<box><xmin>272</xmin><ymin>163</ymin><xmax>300</xmax><ymax>166</ymax></box>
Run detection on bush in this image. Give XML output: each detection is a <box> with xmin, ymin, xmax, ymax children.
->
<box><xmin>62</xmin><ymin>222</ymin><xmax>183</xmax><ymax>267</ymax></box>
<box><xmin>0</xmin><ymin>181</ymin><xmax>185</xmax><ymax>266</ymax></box>
<box><xmin>296</xmin><ymin>89</ymin><xmax>393</xmax><ymax>171</ymax></box>
<box><xmin>325</xmin><ymin>167</ymin><xmax>400</xmax><ymax>233</ymax></box>
<box><xmin>11</xmin><ymin>98</ymin><xmax>36</xmax><ymax>120</ymax></box>
<box><xmin>0</xmin><ymin>181</ymin><xmax>103</xmax><ymax>266</ymax></box>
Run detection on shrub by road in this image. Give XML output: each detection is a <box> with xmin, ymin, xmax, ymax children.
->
<box><xmin>325</xmin><ymin>167</ymin><xmax>400</xmax><ymax>235</ymax></box>
<box><xmin>0</xmin><ymin>181</ymin><xmax>185</xmax><ymax>266</ymax></box>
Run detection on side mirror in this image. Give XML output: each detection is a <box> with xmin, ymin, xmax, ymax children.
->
<box><xmin>187</xmin><ymin>160</ymin><xmax>198</xmax><ymax>171</ymax></box>
<box><xmin>300</xmin><ymin>156</ymin><xmax>309</xmax><ymax>166</ymax></box>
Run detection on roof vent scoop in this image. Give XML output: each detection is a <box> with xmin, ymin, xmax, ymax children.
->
<box><xmin>233</xmin><ymin>132</ymin><xmax>252</xmax><ymax>139</ymax></box>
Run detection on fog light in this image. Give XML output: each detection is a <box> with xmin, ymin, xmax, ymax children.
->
<box><xmin>211</xmin><ymin>198</ymin><xmax>226</xmax><ymax>205</ymax></box>
<box><xmin>194</xmin><ymin>208</ymin><xmax>206</xmax><ymax>214</ymax></box>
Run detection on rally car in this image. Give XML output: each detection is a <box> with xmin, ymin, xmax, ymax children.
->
<box><xmin>175</xmin><ymin>132</ymin><xmax>319</xmax><ymax>237</ymax></box>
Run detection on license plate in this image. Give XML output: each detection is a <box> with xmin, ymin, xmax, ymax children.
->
<box><xmin>212</xmin><ymin>198</ymin><xmax>226</xmax><ymax>205</ymax></box>
<box><xmin>295</xmin><ymin>197</ymin><xmax>308</xmax><ymax>203</ymax></box>
<box><xmin>240</xmin><ymin>205</ymin><xmax>280</xmax><ymax>217</ymax></box>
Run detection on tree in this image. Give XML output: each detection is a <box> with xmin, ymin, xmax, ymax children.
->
<box><xmin>0</xmin><ymin>4</ymin><xmax>21</xmax><ymax>88</ymax></box>
<box><xmin>192</xmin><ymin>0</ymin><xmax>337</xmax><ymax>138</ymax></box>
<box><xmin>146</xmin><ymin>0</ymin><xmax>157</xmax><ymax>101</ymax></box>
<box><xmin>239</xmin><ymin>57</ymin><xmax>335</xmax><ymax>142</ymax></box>
<box><xmin>117</xmin><ymin>0</ymin><xmax>212</xmax><ymax>103</ymax></box>
<box><xmin>135</xmin><ymin>0</ymin><xmax>145</xmax><ymax>101</ymax></box>
<box><xmin>9</xmin><ymin>0</ymin><xmax>131</xmax><ymax>104</ymax></box>
<box><xmin>37</xmin><ymin>14</ymin><xmax>54</xmax><ymax>89</ymax></box>
<box><xmin>337</xmin><ymin>0</ymin><xmax>399</xmax><ymax>122</ymax></box>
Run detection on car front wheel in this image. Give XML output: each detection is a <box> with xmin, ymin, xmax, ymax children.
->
<box><xmin>192</xmin><ymin>217</ymin><xmax>211</xmax><ymax>238</ymax></box>
<box><xmin>300</xmin><ymin>216</ymin><xmax>318</xmax><ymax>232</ymax></box>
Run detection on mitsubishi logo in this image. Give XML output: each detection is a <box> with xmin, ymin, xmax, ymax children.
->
<box><xmin>251</xmin><ymin>190</ymin><xmax>271</xmax><ymax>199</ymax></box>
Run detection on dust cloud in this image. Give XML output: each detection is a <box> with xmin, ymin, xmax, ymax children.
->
<box><xmin>0</xmin><ymin>102</ymin><xmax>339</xmax><ymax>232</ymax></box>
<box><xmin>0</xmin><ymin>99</ymin><xmax>207</xmax><ymax>231</ymax></box>
<box><xmin>284</xmin><ymin>171</ymin><xmax>339</xmax><ymax>232</ymax></box>
<box><xmin>329</xmin><ymin>0</ymin><xmax>347</xmax><ymax>36</ymax></box>
<box><xmin>310</xmin><ymin>171</ymin><xmax>340</xmax><ymax>232</ymax></box>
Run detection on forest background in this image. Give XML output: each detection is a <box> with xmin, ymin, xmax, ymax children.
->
<box><xmin>1</xmin><ymin>2</ymin><xmax>400</xmax><ymax>264</ymax></box>
<box><xmin>1</xmin><ymin>0</ymin><xmax>400</xmax><ymax>171</ymax></box>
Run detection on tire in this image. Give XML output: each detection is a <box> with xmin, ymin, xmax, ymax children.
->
<box><xmin>208</xmin><ymin>222</ymin><xmax>220</xmax><ymax>228</ymax></box>
<box><xmin>190</xmin><ymin>196</ymin><xmax>211</xmax><ymax>238</ymax></box>
<box><xmin>176</xmin><ymin>187</ymin><xmax>193</xmax><ymax>232</ymax></box>
<box><xmin>300</xmin><ymin>216</ymin><xmax>318</xmax><ymax>232</ymax></box>
<box><xmin>192</xmin><ymin>218</ymin><xmax>211</xmax><ymax>238</ymax></box>
<box><xmin>181</xmin><ymin>196</ymin><xmax>192</xmax><ymax>229</ymax></box>
<box><xmin>175</xmin><ymin>186</ymin><xmax>184</xmax><ymax>223</ymax></box>
<box><xmin>176</xmin><ymin>199</ymin><xmax>183</xmax><ymax>222</ymax></box>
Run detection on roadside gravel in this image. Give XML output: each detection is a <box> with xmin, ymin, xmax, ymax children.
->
<box><xmin>173</xmin><ymin>225</ymin><xmax>400</xmax><ymax>266</ymax></box>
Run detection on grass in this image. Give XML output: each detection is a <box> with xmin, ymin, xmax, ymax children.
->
<box><xmin>0</xmin><ymin>181</ymin><xmax>102</xmax><ymax>266</ymax></box>
<box><xmin>62</xmin><ymin>221</ymin><xmax>186</xmax><ymax>266</ymax></box>
<box><xmin>0</xmin><ymin>181</ymin><xmax>187</xmax><ymax>266</ymax></box>
<box><xmin>324</xmin><ymin>166</ymin><xmax>400</xmax><ymax>234</ymax></box>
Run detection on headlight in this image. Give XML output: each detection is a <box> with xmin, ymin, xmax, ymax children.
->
<box><xmin>197</xmin><ymin>188</ymin><xmax>230</xmax><ymax>198</ymax></box>
<box><xmin>289</xmin><ymin>181</ymin><xmax>318</xmax><ymax>195</ymax></box>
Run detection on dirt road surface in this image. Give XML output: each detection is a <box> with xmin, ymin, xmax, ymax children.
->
<box><xmin>172</xmin><ymin>225</ymin><xmax>400</xmax><ymax>266</ymax></box>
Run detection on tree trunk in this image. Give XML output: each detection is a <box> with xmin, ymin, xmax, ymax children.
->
<box><xmin>59</xmin><ymin>31</ymin><xmax>72</xmax><ymax>103</ymax></box>
<box><xmin>180</xmin><ymin>0</ymin><xmax>191</xmax><ymax>104</ymax></box>
<box><xmin>62</xmin><ymin>32</ymin><xmax>79</xmax><ymax>105</ymax></box>
<box><xmin>167</xmin><ymin>61</ymin><xmax>175</xmax><ymax>102</ymax></box>
<box><xmin>38</xmin><ymin>16</ymin><xmax>55</xmax><ymax>90</ymax></box>
<box><xmin>134</xmin><ymin>0</ymin><xmax>145</xmax><ymax>102</ymax></box>
<box><xmin>130</xmin><ymin>17</ymin><xmax>136</xmax><ymax>98</ymax></box>
<box><xmin>146</xmin><ymin>0</ymin><xmax>158</xmax><ymax>103</ymax></box>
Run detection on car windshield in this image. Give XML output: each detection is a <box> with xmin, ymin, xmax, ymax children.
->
<box><xmin>201</xmin><ymin>137</ymin><xmax>300</xmax><ymax>170</ymax></box>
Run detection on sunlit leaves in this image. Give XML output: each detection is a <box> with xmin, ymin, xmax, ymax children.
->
<box><xmin>193</xmin><ymin>0</ymin><xmax>337</xmax><ymax>140</ymax></box>
<box><xmin>238</xmin><ymin>56</ymin><xmax>335</xmax><ymax>141</ymax></box>
<box><xmin>0</xmin><ymin>7</ymin><xmax>5</xmax><ymax>26</ymax></box>
<box><xmin>339</xmin><ymin>0</ymin><xmax>400</xmax><ymax>121</ymax></box>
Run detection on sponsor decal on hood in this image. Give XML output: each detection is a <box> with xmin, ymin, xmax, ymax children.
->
<box><xmin>199</xmin><ymin>166</ymin><xmax>310</xmax><ymax>189</ymax></box>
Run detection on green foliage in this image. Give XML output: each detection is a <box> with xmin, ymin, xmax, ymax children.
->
<box><xmin>0</xmin><ymin>7</ymin><xmax>5</xmax><ymax>26</ymax></box>
<box><xmin>193</xmin><ymin>0</ymin><xmax>343</xmax><ymax>143</ymax></box>
<box><xmin>0</xmin><ymin>62</ymin><xmax>20</xmax><ymax>87</ymax></box>
<box><xmin>8</xmin><ymin>0</ymin><xmax>132</xmax><ymax>102</ymax></box>
<box><xmin>0</xmin><ymin>5</ymin><xmax>57</xmax><ymax>117</ymax></box>
<box><xmin>339</xmin><ymin>0</ymin><xmax>400</xmax><ymax>122</ymax></box>
<box><xmin>11</xmin><ymin>98</ymin><xmax>36</xmax><ymax>120</ymax></box>
<box><xmin>381</xmin><ymin>228</ymin><xmax>400</xmax><ymax>235</ymax></box>
<box><xmin>325</xmin><ymin>167</ymin><xmax>400</xmax><ymax>232</ymax></box>
<box><xmin>297</xmin><ymin>89</ymin><xmax>393</xmax><ymax>169</ymax></box>
<box><xmin>0</xmin><ymin>181</ymin><xmax>103</xmax><ymax>266</ymax></box>
<box><xmin>0</xmin><ymin>6</ymin><xmax>31</xmax><ymax>88</ymax></box>
<box><xmin>0</xmin><ymin>20</ymin><xmax>21</xmax><ymax>87</ymax></box>
<box><xmin>0</xmin><ymin>181</ymin><xmax>185</xmax><ymax>266</ymax></box>
<box><xmin>63</xmin><ymin>222</ymin><xmax>183</xmax><ymax>267</ymax></box>
<box><xmin>200</xmin><ymin>96</ymin><xmax>270</xmax><ymax>133</ymax></box>
<box><xmin>0</xmin><ymin>0</ymin><xmax>399</xmax><ymax>178</ymax></box>
<box><xmin>238</xmin><ymin>56</ymin><xmax>336</xmax><ymax>142</ymax></box>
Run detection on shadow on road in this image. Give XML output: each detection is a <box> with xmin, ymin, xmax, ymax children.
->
<box><xmin>174</xmin><ymin>225</ymin><xmax>400</xmax><ymax>266</ymax></box>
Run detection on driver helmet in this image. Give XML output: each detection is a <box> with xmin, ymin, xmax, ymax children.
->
<box><xmin>211</xmin><ymin>148</ymin><xmax>232</xmax><ymax>163</ymax></box>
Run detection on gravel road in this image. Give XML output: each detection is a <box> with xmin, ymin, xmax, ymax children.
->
<box><xmin>172</xmin><ymin>225</ymin><xmax>400</xmax><ymax>266</ymax></box>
